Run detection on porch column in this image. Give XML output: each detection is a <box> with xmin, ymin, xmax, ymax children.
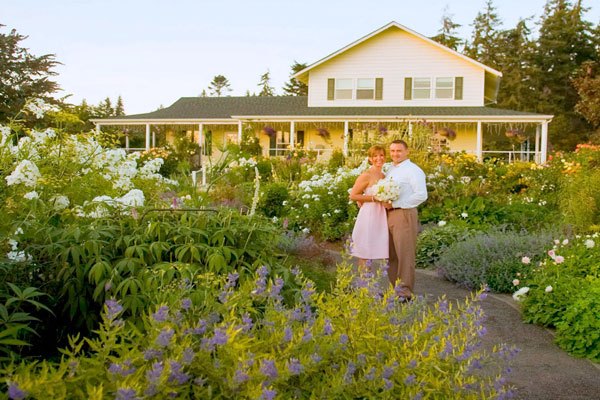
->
<box><xmin>198</xmin><ymin>123</ymin><xmax>206</xmax><ymax>186</ymax></box>
<box><xmin>96</xmin><ymin>123</ymin><xmax>101</xmax><ymax>135</ymax></box>
<box><xmin>145</xmin><ymin>124</ymin><xmax>151</xmax><ymax>150</ymax></box>
<box><xmin>540</xmin><ymin>121</ymin><xmax>549</xmax><ymax>164</ymax></box>
<box><xmin>152</xmin><ymin>131</ymin><xmax>156</xmax><ymax>148</ymax></box>
<box><xmin>535</xmin><ymin>125</ymin><xmax>541</xmax><ymax>163</ymax></box>
<box><xmin>290</xmin><ymin>121</ymin><xmax>295</xmax><ymax>149</ymax></box>
<box><xmin>238</xmin><ymin>121</ymin><xmax>243</xmax><ymax>143</ymax></box>
<box><xmin>408</xmin><ymin>121</ymin><xmax>413</xmax><ymax>136</ymax></box>
<box><xmin>476</xmin><ymin>121</ymin><xmax>483</xmax><ymax>161</ymax></box>
<box><xmin>343</xmin><ymin>120</ymin><xmax>349</xmax><ymax>156</ymax></box>
<box><xmin>125</xmin><ymin>131</ymin><xmax>130</xmax><ymax>151</ymax></box>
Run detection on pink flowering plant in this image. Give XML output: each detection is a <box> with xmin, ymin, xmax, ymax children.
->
<box><xmin>3</xmin><ymin>263</ymin><xmax>516</xmax><ymax>399</ymax></box>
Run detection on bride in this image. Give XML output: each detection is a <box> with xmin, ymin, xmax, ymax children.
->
<box><xmin>348</xmin><ymin>145</ymin><xmax>389</xmax><ymax>269</ymax></box>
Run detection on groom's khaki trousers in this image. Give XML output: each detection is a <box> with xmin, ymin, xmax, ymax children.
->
<box><xmin>387</xmin><ymin>208</ymin><xmax>419</xmax><ymax>296</ymax></box>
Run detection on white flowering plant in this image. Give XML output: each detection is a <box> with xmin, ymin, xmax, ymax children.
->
<box><xmin>371</xmin><ymin>177</ymin><xmax>400</xmax><ymax>203</ymax></box>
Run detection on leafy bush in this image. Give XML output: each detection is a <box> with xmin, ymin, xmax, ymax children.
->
<box><xmin>437</xmin><ymin>231</ymin><xmax>553</xmax><ymax>292</ymax></box>
<box><xmin>555</xmin><ymin>278</ymin><xmax>600</xmax><ymax>362</ymax></box>
<box><xmin>516</xmin><ymin>234</ymin><xmax>599</xmax><ymax>360</ymax></box>
<box><xmin>3</xmin><ymin>265</ymin><xmax>516</xmax><ymax>399</ymax></box>
<box><xmin>13</xmin><ymin>210</ymin><xmax>290</xmax><ymax>350</ymax></box>
<box><xmin>416</xmin><ymin>224</ymin><xmax>475</xmax><ymax>269</ymax></box>
<box><xmin>258</xmin><ymin>182</ymin><xmax>289</xmax><ymax>218</ymax></box>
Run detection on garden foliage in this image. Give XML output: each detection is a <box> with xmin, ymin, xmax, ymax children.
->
<box><xmin>3</xmin><ymin>265</ymin><xmax>516</xmax><ymax>399</ymax></box>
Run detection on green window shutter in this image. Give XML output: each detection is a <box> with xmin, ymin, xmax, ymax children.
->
<box><xmin>404</xmin><ymin>77</ymin><xmax>412</xmax><ymax>100</ymax></box>
<box><xmin>327</xmin><ymin>78</ymin><xmax>335</xmax><ymax>100</ymax></box>
<box><xmin>375</xmin><ymin>78</ymin><xmax>383</xmax><ymax>100</ymax></box>
<box><xmin>454</xmin><ymin>77</ymin><xmax>463</xmax><ymax>100</ymax></box>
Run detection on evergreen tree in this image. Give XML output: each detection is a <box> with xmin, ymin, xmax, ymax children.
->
<box><xmin>282</xmin><ymin>61</ymin><xmax>308</xmax><ymax>96</ymax></box>
<box><xmin>0</xmin><ymin>24</ymin><xmax>60</xmax><ymax>123</ymax></box>
<box><xmin>465</xmin><ymin>0</ymin><xmax>503</xmax><ymax>69</ymax></box>
<box><xmin>200</xmin><ymin>89</ymin><xmax>207</xmax><ymax>97</ymax></box>
<box><xmin>430</xmin><ymin>7</ymin><xmax>463</xmax><ymax>51</ymax></box>
<box><xmin>532</xmin><ymin>0</ymin><xmax>596</xmax><ymax>149</ymax></box>
<box><xmin>115</xmin><ymin>95</ymin><xmax>125</xmax><ymax>116</ymax></box>
<box><xmin>495</xmin><ymin>19</ymin><xmax>537</xmax><ymax>111</ymax></box>
<box><xmin>208</xmin><ymin>75</ymin><xmax>232</xmax><ymax>97</ymax></box>
<box><xmin>100</xmin><ymin>97</ymin><xmax>114</xmax><ymax>117</ymax></box>
<box><xmin>257</xmin><ymin>71</ymin><xmax>275</xmax><ymax>96</ymax></box>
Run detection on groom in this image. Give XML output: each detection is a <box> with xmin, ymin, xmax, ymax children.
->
<box><xmin>385</xmin><ymin>140</ymin><xmax>428</xmax><ymax>300</ymax></box>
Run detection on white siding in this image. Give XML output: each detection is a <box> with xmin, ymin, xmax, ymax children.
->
<box><xmin>307</xmin><ymin>27</ymin><xmax>485</xmax><ymax>107</ymax></box>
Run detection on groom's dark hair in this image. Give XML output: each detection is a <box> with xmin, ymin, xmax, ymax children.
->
<box><xmin>391</xmin><ymin>139</ymin><xmax>408</xmax><ymax>148</ymax></box>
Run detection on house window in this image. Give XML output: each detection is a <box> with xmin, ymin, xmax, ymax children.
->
<box><xmin>335</xmin><ymin>79</ymin><xmax>353</xmax><ymax>99</ymax></box>
<box><xmin>435</xmin><ymin>77</ymin><xmax>454</xmax><ymax>99</ymax></box>
<box><xmin>356</xmin><ymin>78</ymin><xmax>375</xmax><ymax>99</ymax></box>
<box><xmin>413</xmin><ymin>78</ymin><xmax>431</xmax><ymax>99</ymax></box>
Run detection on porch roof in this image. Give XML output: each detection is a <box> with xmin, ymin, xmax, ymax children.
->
<box><xmin>93</xmin><ymin>96</ymin><xmax>553</xmax><ymax>124</ymax></box>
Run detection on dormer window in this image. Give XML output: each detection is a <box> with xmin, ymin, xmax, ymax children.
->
<box><xmin>335</xmin><ymin>79</ymin><xmax>353</xmax><ymax>99</ymax></box>
<box><xmin>356</xmin><ymin>79</ymin><xmax>375</xmax><ymax>99</ymax></box>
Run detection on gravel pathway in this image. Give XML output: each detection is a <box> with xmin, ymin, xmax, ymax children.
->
<box><xmin>416</xmin><ymin>269</ymin><xmax>600</xmax><ymax>400</ymax></box>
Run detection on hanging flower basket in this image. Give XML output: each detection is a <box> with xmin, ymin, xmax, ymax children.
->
<box><xmin>317</xmin><ymin>127</ymin><xmax>330</xmax><ymax>140</ymax></box>
<box><xmin>505</xmin><ymin>129</ymin><xmax>527</xmax><ymax>143</ymax></box>
<box><xmin>262</xmin><ymin>125</ymin><xmax>276</xmax><ymax>138</ymax></box>
<box><xmin>437</xmin><ymin>127</ymin><xmax>456</xmax><ymax>141</ymax></box>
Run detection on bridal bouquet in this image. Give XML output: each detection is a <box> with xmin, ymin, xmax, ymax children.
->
<box><xmin>371</xmin><ymin>177</ymin><xmax>400</xmax><ymax>203</ymax></box>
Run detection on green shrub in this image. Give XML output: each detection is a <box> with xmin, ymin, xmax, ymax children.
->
<box><xmin>3</xmin><ymin>264</ymin><xmax>516</xmax><ymax>399</ymax></box>
<box><xmin>416</xmin><ymin>224</ymin><xmax>475</xmax><ymax>269</ymax></box>
<box><xmin>555</xmin><ymin>278</ymin><xmax>600</xmax><ymax>362</ymax></box>
<box><xmin>437</xmin><ymin>231</ymin><xmax>553</xmax><ymax>292</ymax></box>
<box><xmin>516</xmin><ymin>234</ymin><xmax>600</xmax><ymax>360</ymax></box>
<box><xmin>15</xmin><ymin>210</ymin><xmax>290</xmax><ymax>351</ymax></box>
<box><xmin>258</xmin><ymin>183</ymin><xmax>289</xmax><ymax>218</ymax></box>
<box><xmin>327</xmin><ymin>149</ymin><xmax>345</xmax><ymax>171</ymax></box>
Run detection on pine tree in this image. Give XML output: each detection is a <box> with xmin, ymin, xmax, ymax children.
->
<box><xmin>532</xmin><ymin>0</ymin><xmax>596</xmax><ymax>149</ymax></box>
<box><xmin>115</xmin><ymin>95</ymin><xmax>125</xmax><ymax>116</ymax></box>
<box><xmin>465</xmin><ymin>0</ymin><xmax>503</xmax><ymax>69</ymax></box>
<box><xmin>282</xmin><ymin>61</ymin><xmax>309</xmax><ymax>96</ymax></box>
<box><xmin>200</xmin><ymin>89</ymin><xmax>207</xmax><ymax>97</ymax></box>
<box><xmin>495</xmin><ymin>19</ymin><xmax>537</xmax><ymax>111</ymax></box>
<box><xmin>430</xmin><ymin>7</ymin><xmax>463</xmax><ymax>51</ymax></box>
<box><xmin>208</xmin><ymin>75</ymin><xmax>232</xmax><ymax>97</ymax></box>
<box><xmin>101</xmin><ymin>97</ymin><xmax>113</xmax><ymax>117</ymax></box>
<box><xmin>0</xmin><ymin>24</ymin><xmax>60</xmax><ymax>123</ymax></box>
<box><xmin>257</xmin><ymin>71</ymin><xmax>275</xmax><ymax>96</ymax></box>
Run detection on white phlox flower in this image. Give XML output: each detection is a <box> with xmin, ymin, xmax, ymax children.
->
<box><xmin>6</xmin><ymin>159</ymin><xmax>41</xmax><ymax>187</ymax></box>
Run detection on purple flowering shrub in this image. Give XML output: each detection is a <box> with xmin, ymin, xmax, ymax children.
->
<box><xmin>5</xmin><ymin>263</ymin><xmax>516</xmax><ymax>399</ymax></box>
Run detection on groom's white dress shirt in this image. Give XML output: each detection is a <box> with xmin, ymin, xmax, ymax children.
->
<box><xmin>386</xmin><ymin>159</ymin><xmax>428</xmax><ymax>209</ymax></box>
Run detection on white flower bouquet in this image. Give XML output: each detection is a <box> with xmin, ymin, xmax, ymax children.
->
<box><xmin>371</xmin><ymin>177</ymin><xmax>400</xmax><ymax>203</ymax></box>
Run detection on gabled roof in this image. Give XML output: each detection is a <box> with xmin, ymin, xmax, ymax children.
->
<box><xmin>93</xmin><ymin>97</ymin><xmax>552</xmax><ymax>124</ymax></box>
<box><xmin>292</xmin><ymin>21</ymin><xmax>503</xmax><ymax>84</ymax></box>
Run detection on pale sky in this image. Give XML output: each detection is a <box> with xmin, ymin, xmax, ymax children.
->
<box><xmin>2</xmin><ymin>0</ymin><xmax>599</xmax><ymax>114</ymax></box>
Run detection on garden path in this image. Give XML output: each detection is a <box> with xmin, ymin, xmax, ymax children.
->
<box><xmin>322</xmin><ymin>247</ymin><xmax>600</xmax><ymax>399</ymax></box>
<box><xmin>416</xmin><ymin>269</ymin><xmax>600</xmax><ymax>400</ymax></box>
